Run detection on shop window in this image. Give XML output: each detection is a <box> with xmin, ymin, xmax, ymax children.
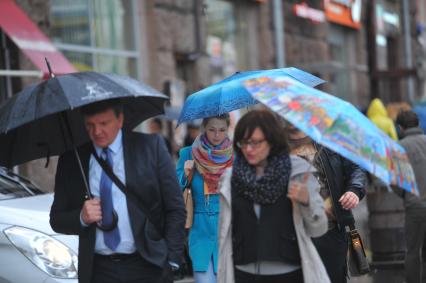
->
<box><xmin>205</xmin><ymin>0</ymin><xmax>255</xmax><ymax>82</ymax></box>
<box><xmin>49</xmin><ymin>0</ymin><xmax>139</xmax><ymax>77</ymax></box>
<box><xmin>205</xmin><ymin>0</ymin><xmax>237</xmax><ymax>82</ymax></box>
<box><xmin>328</xmin><ymin>25</ymin><xmax>352</xmax><ymax>101</ymax></box>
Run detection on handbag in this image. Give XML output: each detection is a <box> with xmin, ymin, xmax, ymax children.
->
<box><xmin>347</xmin><ymin>224</ymin><xmax>370</xmax><ymax>276</ymax></box>
<box><xmin>183</xmin><ymin>167</ymin><xmax>195</xmax><ymax>229</ymax></box>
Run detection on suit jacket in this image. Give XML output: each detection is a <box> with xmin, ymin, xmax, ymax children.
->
<box><xmin>49</xmin><ymin>131</ymin><xmax>186</xmax><ymax>283</ymax></box>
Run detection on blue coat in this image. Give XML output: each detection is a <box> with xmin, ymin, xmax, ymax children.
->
<box><xmin>176</xmin><ymin>146</ymin><xmax>219</xmax><ymax>273</ymax></box>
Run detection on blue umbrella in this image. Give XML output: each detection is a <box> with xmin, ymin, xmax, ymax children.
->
<box><xmin>177</xmin><ymin>67</ymin><xmax>325</xmax><ymax>125</ymax></box>
<box><xmin>413</xmin><ymin>104</ymin><xmax>426</xmax><ymax>134</ymax></box>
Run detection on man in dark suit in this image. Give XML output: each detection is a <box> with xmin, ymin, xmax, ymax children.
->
<box><xmin>50</xmin><ymin>99</ymin><xmax>186</xmax><ymax>283</ymax></box>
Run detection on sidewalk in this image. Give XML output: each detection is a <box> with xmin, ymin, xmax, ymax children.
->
<box><xmin>176</xmin><ymin>277</ymin><xmax>194</xmax><ymax>283</ymax></box>
<box><xmin>348</xmin><ymin>266</ymin><xmax>405</xmax><ymax>283</ymax></box>
<box><xmin>176</xmin><ymin>269</ymin><xmax>406</xmax><ymax>283</ymax></box>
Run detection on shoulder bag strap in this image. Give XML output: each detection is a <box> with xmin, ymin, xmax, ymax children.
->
<box><xmin>186</xmin><ymin>166</ymin><xmax>195</xmax><ymax>188</ymax></box>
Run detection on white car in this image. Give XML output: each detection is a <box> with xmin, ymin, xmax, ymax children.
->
<box><xmin>0</xmin><ymin>168</ymin><xmax>78</xmax><ymax>282</ymax></box>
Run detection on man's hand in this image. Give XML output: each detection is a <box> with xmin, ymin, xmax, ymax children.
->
<box><xmin>287</xmin><ymin>182</ymin><xmax>310</xmax><ymax>205</ymax></box>
<box><xmin>81</xmin><ymin>198</ymin><xmax>102</xmax><ymax>224</ymax></box>
<box><xmin>184</xmin><ymin>160</ymin><xmax>194</xmax><ymax>177</ymax></box>
<box><xmin>339</xmin><ymin>191</ymin><xmax>359</xmax><ymax>210</ymax></box>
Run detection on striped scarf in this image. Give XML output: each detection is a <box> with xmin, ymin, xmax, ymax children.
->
<box><xmin>192</xmin><ymin>133</ymin><xmax>234</xmax><ymax>195</ymax></box>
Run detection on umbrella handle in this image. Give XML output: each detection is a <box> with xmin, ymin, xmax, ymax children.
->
<box><xmin>96</xmin><ymin>209</ymin><xmax>119</xmax><ymax>231</ymax></box>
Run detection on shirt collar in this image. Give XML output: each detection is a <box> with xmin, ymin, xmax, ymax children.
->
<box><xmin>94</xmin><ymin>130</ymin><xmax>123</xmax><ymax>156</ymax></box>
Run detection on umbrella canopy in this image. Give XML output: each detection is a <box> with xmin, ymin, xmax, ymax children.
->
<box><xmin>413</xmin><ymin>104</ymin><xmax>426</xmax><ymax>134</ymax></box>
<box><xmin>156</xmin><ymin>105</ymin><xmax>182</xmax><ymax>121</ymax></box>
<box><xmin>243</xmin><ymin>76</ymin><xmax>418</xmax><ymax>195</ymax></box>
<box><xmin>0</xmin><ymin>72</ymin><xmax>168</xmax><ymax>167</ymax></box>
<box><xmin>177</xmin><ymin>67</ymin><xmax>325</xmax><ymax>125</ymax></box>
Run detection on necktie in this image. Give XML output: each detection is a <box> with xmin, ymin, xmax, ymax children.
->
<box><xmin>100</xmin><ymin>147</ymin><xmax>121</xmax><ymax>250</ymax></box>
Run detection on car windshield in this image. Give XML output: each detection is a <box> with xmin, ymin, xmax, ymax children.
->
<box><xmin>0</xmin><ymin>171</ymin><xmax>44</xmax><ymax>200</ymax></box>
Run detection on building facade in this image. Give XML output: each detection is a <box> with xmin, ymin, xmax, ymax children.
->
<box><xmin>0</xmin><ymin>0</ymin><xmax>421</xmax><ymax>190</ymax></box>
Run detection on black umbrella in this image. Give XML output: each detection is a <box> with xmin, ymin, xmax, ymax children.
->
<box><xmin>0</xmin><ymin>71</ymin><xmax>168</xmax><ymax>166</ymax></box>
<box><xmin>0</xmin><ymin>67</ymin><xmax>168</xmax><ymax>230</ymax></box>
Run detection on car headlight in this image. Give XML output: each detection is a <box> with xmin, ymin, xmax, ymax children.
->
<box><xmin>4</xmin><ymin>226</ymin><xmax>78</xmax><ymax>279</ymax></box>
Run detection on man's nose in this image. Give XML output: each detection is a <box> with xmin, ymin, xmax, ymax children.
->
<box><xmin>93</xmin><ymin>125</ymin><xmax>101</xmax><ymax>135</ymax></box>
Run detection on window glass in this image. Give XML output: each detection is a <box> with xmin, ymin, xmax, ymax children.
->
<box><xmin>95</xmin><ymin>54</ymin><xmax>137</xmax><ymax>76</ymax></box>
<box><xmin>328</xmin><ymin>26</ymin><xmax>351</xmax><ymax>101</ymax></box>
<box><xmin>205</xmin><ymin>0</ymin><xmax>237</xmax><ymax>82</ymax></box>
<box><xmin>62</xmin><ymin>51</ymin><xmax>93</xmax><ymax>71</ymax></box>
<box><xmin>50</xmin><ymin>0</ymin><xmax>91</xmax><ymax>46</ymax></box>
<box><xmin>51</xmin><ymin>0</ymin><xmax>135</xmax><ymax>50</ymax></box>
<box><xmin>50</xmin><ymin>0</ymin><xmax>138</xmax><ymax>77</ymax></box>
<box><xmin>0</xmin><ymin>174</ymin><xmax>43</xmax><ymax>200</ymax></box>
<box><xmin>92</xmin><ymin>0</ymin><xmax>135</xmax><ymax>50</ymax></box>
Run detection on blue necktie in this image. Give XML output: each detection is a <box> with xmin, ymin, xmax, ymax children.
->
<box><xmin>100</xmin><ymin>147</ymin><xmax>121</xmax><ymax>250</ymax></box>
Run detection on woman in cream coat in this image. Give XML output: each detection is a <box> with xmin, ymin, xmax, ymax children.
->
<box><xmin>217</xmin><ymin>110</ymin><xmax>330</xmax><ymax>283</ymax></box>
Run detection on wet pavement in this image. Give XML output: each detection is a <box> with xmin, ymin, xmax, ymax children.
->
<box><xmin>349</xmin><ymin>196</ymin><xmax>406</xmax><ymax>283</ymax></box>
<box><xmin>176</xmin><ymin>267</ymin><xmax>406</xmax><ymax>283</ymax></box>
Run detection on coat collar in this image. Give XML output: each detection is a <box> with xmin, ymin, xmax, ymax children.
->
<box><xmin>402</xmin><ymin>127</ymin><xmax>424</xmax><ymax>138</ymax></box>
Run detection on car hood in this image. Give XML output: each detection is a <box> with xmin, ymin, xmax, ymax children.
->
<box><xmin>0</xmin><ymin>193</ymin><xmax>56</xmax><ymax>234</ymax></box>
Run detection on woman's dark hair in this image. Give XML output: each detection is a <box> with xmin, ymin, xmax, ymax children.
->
<box><xmin>202</xmin><ymin>113</ymin><xmax>231</xmax><ymax>128</ymax></box>
<box><xmin>396</xmin><ymin>110</ymin><xmax>419</xmax><ymax>129</ymax></box>
<box><xmin>233</xmin><ymin>110</ymin><xmax>289</xmax><ymax>157</ymax></box>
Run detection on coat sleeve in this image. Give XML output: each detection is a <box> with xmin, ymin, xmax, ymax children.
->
<box><xmin>176</xmin><ymin>147</ymin><xmax>191</xmax><ymax>190</ymax></box>
<box><xmin>49</xmin><ymin>154</ymin><xmax>85</xmax><ymax>235</ymax></box>
<box><xmin>217</xmin><ymin>168</ymin><xmax>235</xmax><ymax>283</ymax></box>
<box><xmin>291</xmin><ymin>172</ymin><xmax>328</xmax><ymax>238</ymax></box>
<box><xmin>342</xmin><ymin>157</ymin><xmax>367</xmax><ymax>200</ymax></box>
<box><xmin>155</xmin><ymin>136</ymin><xmax>186</xmax><ymax>265</ymax></box>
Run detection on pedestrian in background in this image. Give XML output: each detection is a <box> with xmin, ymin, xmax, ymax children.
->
<box><xmin>287</xmin><ymin>124</ymin><xmax>367</xmax><ymax>283</ymax></box>
<box><xmin>218</xmin><ymin>110</ymin><xmax>328</xmax><ymax>283</ymax></box>
<box><xmin>176</xmin><ymin>114</ymin><xmax>234</xmax><ymax>283</ymax></box>
<box><xmin>184</xmin><ymin>122</ymin><xmax>201</xmax><ymax>147</ymax></box>
<box><xmin>395</xmin><ymin>110</ymin><xmax>426</xmax><ymax>283</ymax></box>
<box><xmin>367</xmin><ymin>98</ymin><xmax>398</xmax><ymax>140</ymax></box>
<box><xmin>149</xmin><ymin>117</ymin><xmax>172</xmax><ymax>154</ymax></box>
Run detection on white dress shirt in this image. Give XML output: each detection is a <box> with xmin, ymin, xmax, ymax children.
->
<box><xmin>89</xmin><ymin>130</ymin><xmax>136</xmax><ymax>255</ymax></box>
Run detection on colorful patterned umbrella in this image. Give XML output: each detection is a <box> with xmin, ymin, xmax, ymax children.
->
<box><xmin>244</xmin><ymin>76</ymin><xmax>418</xmax><ymax>195</ymax></box>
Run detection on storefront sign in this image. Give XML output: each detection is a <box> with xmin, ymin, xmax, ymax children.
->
<box><xmin>324</xmin><ymin>0</ymin><xmax>362</xmax><ymax>29</ymax></box>
<box><xmin>293</xmin><ymin>3</ymin><xmax>325</xmax><ymax>23</ymax></box>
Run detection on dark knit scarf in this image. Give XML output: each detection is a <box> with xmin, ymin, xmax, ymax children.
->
<box><xmin>231</xmin><ymin>153</ymin><xmax>291</xmax><ymax>205</ymax></box>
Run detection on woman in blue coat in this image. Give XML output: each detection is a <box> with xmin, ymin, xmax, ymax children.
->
<box><xmin>176</xmin><ymin>114</ymin><xmax>234</xmax><ymax>283</ymax></box>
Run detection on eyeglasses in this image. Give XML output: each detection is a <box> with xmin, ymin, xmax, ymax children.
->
<box><xmin>236</xmin><ymin>139</ymin><xmax>266</xmax><ymax>149</ymax></box>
